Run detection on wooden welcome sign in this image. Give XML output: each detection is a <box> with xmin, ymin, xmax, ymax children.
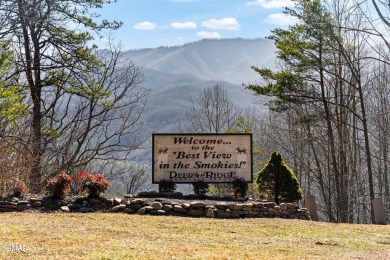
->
<box><xmin>152</xmin><ymin>133</ymin><xmax>252</xmax><ymax>183</ymax></box>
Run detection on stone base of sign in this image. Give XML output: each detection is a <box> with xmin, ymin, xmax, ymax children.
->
<box><xmin>0</xmin><ymin>195</ymin><xmax>311</xmax><ymax>220</ymax></box>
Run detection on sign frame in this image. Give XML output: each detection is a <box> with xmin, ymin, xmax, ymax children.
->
<box><xmin>152</xmin><ymin>133</ymin><xmax>253</xmax><ymax>184</ymax></box>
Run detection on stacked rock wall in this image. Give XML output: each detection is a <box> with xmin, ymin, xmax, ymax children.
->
<box><xmin>0</xmin><ymin>196</ymin><xmax>311</xmax><ymax>220</ymax></box>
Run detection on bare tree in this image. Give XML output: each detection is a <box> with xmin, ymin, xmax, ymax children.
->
<box><xmin>186</xmin><ymin>84</ymin><xmax>238</xmax><ymax>133</ymax></box>
<box><xmin>0</xmin><ymin>0</ymin><xmax>149</xmax><ymax>192</ymax></box>
<box><xmin>372</xmin><ymin>0</ymin><xmax>390</xmax><ymax>27</ymax></box>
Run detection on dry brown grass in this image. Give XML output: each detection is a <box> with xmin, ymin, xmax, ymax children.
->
<box><xmin>0</xmin><ymin>212</ymin><xmax>389</xmax><ymax>259</ymax></box>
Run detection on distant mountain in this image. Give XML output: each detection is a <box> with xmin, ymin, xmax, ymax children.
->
<box><xmin>124</xmin><ymin>38</ymin><xmax>277</xmax><ymax>85</ymax></box>
<box><xmin>124</xmin><ymin>38</ymin><xmax>277</xmax><ymax>162</ymax></box>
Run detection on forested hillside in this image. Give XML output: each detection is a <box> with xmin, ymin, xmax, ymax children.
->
<box><xmin>245</xmin><ymin>0</ymin><xmax>390</xmax><ymax>224</ymax></box>
<box><xmin>123</xmin><ymin>38</ymin><xmax>276</xmax><ymax>85</ymax></box>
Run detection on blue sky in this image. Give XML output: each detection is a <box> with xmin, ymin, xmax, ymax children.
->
<box><xmin>95</xmin><ymin>0</ymin><xmax>297</xmax><ymax>50</ymax></box>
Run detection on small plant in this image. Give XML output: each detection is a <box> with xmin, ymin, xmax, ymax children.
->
<box><xmin>12</xmin><ymin>179</ymin><xmax>29</xmax><ymax>198</ymax></box>
<box><xmin>231</xmin><ymin>177</ymin><xmax>248</xmax><ymax>198</ymax></box>
<box><xmin>45</xmin><ymin>172</ymin><xmax>73</xmax><ymax>199</ymax></box>
<box><xmin>158</xmin><ymin>179</ymin><xmax>176</xmax><ymax>193</ymax></box>
<box><xmin>192</xmin><ymin>180</ymin><xmax>209</xmax><ymax>195</ymax></box>
<box><xmin>256</xmin><ymin>151</ymin><xmax>303</xmax><ymax>204</ymax></box>
<box><xmin>77</xmin><ymin>171</ymin><xmax>111</xmax><ymax>198</ymax></box>
<box><xmin>208</xmin><ymin>183</ymin><xmax>231</xmax><ymax>196</ymax></box>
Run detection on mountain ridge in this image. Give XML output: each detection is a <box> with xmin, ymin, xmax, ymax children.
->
<box><xmin>124</xmin><ymin>38</ymin><xmax>276</xmax><ymax>162</ymax></box>
<box><xmin>124</xmin><ymin>38</ymin><xmax>277</xmax><ymax>85</ymax></box>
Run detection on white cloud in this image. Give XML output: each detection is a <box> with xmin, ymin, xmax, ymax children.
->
<box><xmin>196</xmin><ymin>31</ymin><xmax>221</xmax><ymax>39</ymax></box>
<box><xmin>133</xmin><ymin>21</ymin><xmax>158</xmax><ymax>30</ymax></box>
<box><xmin>247</xmin><ymin>0</ymin><xmax>294</xmax><ymax>9</ymax></box>
<box><xmin>201</xmin><ymin>18</ymin><xmax>240</xmax><ymax>31</ymax></box>
<box><xmin>264</xmin><ymin>13</ymin><xmax>299</xmax><ymax>26</ymax></box>
<box><xmin>171</xmin><ymin>22</ymin><xmax>197</xmax><ymax>29</ymax></box>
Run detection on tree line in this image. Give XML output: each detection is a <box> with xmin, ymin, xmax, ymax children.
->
<box><xmin>245</xmin><ymin>0</ymin><xmax>390</xmax><ymax>223</ymax></box>
<box><xmin>0</xmin><ymin>0</ymin><xmax>149</xmax><ymax>196</ymax></box>
<box><xmin>184</xmin><ymin>0</ymin><xmax>390</xmax><ymax>224</ymax></box>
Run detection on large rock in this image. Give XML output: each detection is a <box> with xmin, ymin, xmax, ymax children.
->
<box><xmin>17</xmin><ymin>204</ymin><xmax>30</xmax><ymax>212</ymax></box>
<box><xmin>60</xmin><ymin>206</ymin><xmax>70</xmax><ymax>212</ymax></box>
<box><xmin>32</xmin><ymin>201</ymin><xmax>42</xmax><ymax>207</ymax></box>
<box><xmin>88</xmin><ymin>198</ymin><xmax>101</xmax><ymax>204</ymax></box>
<box><xmin>264</xmin><ymin>202</ymin><xmax>277</xmax><ymax>208</ymax></box>
<box><xmin>130</xmin><ymin>199</ymin><xmax>144</xmax><ymax>205</ymax></box>
<box><xmin>151</xmin><ymin>210</ymin><xmax>166</xmax><ymax>215</ymax></box>
<box><xmin>163</xmin><ymin>205</ymin><xmax>173</xmax><ymax>212</ymax></box>
<box><xmin>287</xmin><ymin>203</ymin><xmax>298</xmax><ymax>209</ymax></box>
<box><xmin>228</xmin><ymin>204</ymin><xmax>242</xmax><ymax>211</ymax></box>
<box><xmin>123</xmin><ymin>208</ymin><xmax>135</xmax><ymax>214</ymax></box>
<box><xmin>231</xmin><ymin>212</ymin><xmax>241</xmax><ymax>218</ymax></box>
<box><xmin>0</xmin><ymin>203</ymin><xmax>17</xmax><ymax>209</ymax></box>
<box><xmin>173</xmin><ymin>205</ymin><xmax>187</xmax><ymax>213</ymax></box>
<box><xmin>7</xmin><ymin>197</ymin><xmax>19</xmax><ymax>203</ymax></box>
<box><xmin>29</xmin><ymin>198</ymin><xmax>43</xmax><ymax>203</ymax></box>
<box><xmin>143</xmin><ymin>206</ymin><xmax>154</xmax><ymax>213</ymax></box>
<box><xmin>137</xmin><ymin>208</ymin><xmax>146</xmax><ymax>215</ymax></box>
<box><xmin>91</xmin><ymin>204</ymin><xmax>107</xmax><ymax>210</ymax></box>
<box><xmin>279</xmin><ymin>203</ymin><xmax>288</xmax><ymax>211</ymax></box>
<box><xmin>80</xmin><ymin>207</ymin><xmax>94</xmax><ymax>213</ymax></box>
<box><xmin>110</xmin><ymin>204</ymin><xmax>126</xmax><ymax>213</ymax></box>
<box><xmin>190</xmin><ymin>202</ymin><xmax>205</xmax><ymax>209</ymax></box>
<box><xmin>152</xmin><ymin>202</ymin><xmax>163</xmax><ymax>210</ymax></box>
<box><xmin>206</xmin><ymin>208</ymin><xmax>214</xmax><ymax>218</ymax></box>
<box><xmin>187</xmin><ymin>209</ymin><xmax>204</xmax><ymax>217</ymax></box>
<box><xmin>252</xmin><ymin>202</ymin><xmax>264</xmax><ymax>208</ymax></box>
<box><xmin>113</xmin><ymin>198</ymin><xmax>122</xmax><ymax>205</ymax></box>
<box><xmin>127</xmin><ymin>203</ymin><xmax>143</xmax><ymax>210</ymax></box>
<box><xmin>68</xmin><ymin>203</ymin><xmax>81</xmax><ymax>209</ymax></box>
<box><xmin>243</xmin><ymin>211</ymin><xmax>257</xmax><ymax>217</ymax></box>
<box><xmin>216</xmin><ymin>212</ymin><xmax>231</xmax><ymax>218</ymax></box>
<box><xmin>182</xmin><ymin>203</ymin><xmax>191</xmax><ymax>209</ymax></box>
<box><xmin>241</xmin><ymin>203</ymin><xmax>253</xmax><ymax>211</ymax></box>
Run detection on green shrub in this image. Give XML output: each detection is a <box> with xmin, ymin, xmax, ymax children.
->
<box><xmin>256</xmin><ymin>151</ymin><xmax>302</xmax><ymax>204</ymax></box>
<box><xmin>231</xmin><ymin>177</ymin><xmax>248</xmax><ymax>198</ymax></box>
<box><xmin>192</xmin><ymin>180</ymin><xmax>209</xmax><ymax>195</ymax></box>
<box><xmin>208</xmin><ymin>183</ymin><xmax>231</xmax><ymax>196</ymax></box>
<box><xmin>158</xmin><ymin>179</ymin><xmax>176</xmax><ymax>193</ymax></box>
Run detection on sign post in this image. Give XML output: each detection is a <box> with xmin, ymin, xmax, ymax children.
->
<box><xmin>152</xmin><ymin>133</ymin><xmax>253</xmax><ymax>184</ymax></box>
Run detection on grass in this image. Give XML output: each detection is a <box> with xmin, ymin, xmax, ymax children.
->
<box><xmin>0</xmin><ymin>212</ymin><xmax>389</xmax><ymax>259</ymax></box>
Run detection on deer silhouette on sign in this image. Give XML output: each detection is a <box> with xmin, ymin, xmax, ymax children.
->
<box><xmin>158</xmin><ymin>147</ymin><xmax>168</xmax><ymax>155</ymax></box>
<box><xmin>236</xmin><ymin>147</ymin><xmax>246</xmax><ymax>154</ymax></box>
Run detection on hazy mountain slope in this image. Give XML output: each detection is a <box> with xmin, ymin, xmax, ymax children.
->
<box><xmin>124</xmin><ymin>38</ymin><xmax>276</xmax><ymax>85</ymax></box>
<box><xmin>141</xmin><ymin>74</ymin><xmax>261</xmax><ymax>133</ymax></box>
<box><xmin>125</xmin><ymin>39</ymin><xmax>275</xmax><ymax>163</ymax></box>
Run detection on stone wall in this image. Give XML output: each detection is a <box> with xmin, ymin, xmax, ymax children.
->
<box><xmin>0</xmin><ymin>196</ymin><xmax>311</xmax><ymax>220</ymax></box>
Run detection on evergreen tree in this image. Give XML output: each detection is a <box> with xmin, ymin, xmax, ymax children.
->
<box><xmin>0</xmin><ymin>39</ymin><xmax>26</xmax><ymax>127</ymax></box>
<box><xmin>256</xmin><ymin>152</ymin><xmax>302</xmax><ymax>204</ymax></box>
